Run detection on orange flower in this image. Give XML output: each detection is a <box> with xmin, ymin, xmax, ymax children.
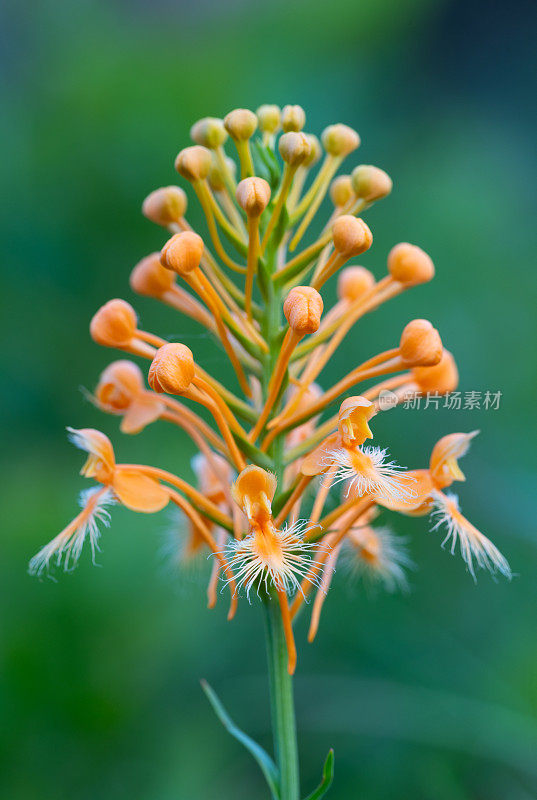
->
<box><xmin>30</xmin><ymin>429</ymin><xmax>169</xmax><ymax>576</ymax></box>
<box><xmin>94</xmin><ymin>360</ymin><xmax>164</xmax><ymax>434</ymax></box>
<box><xmin>377</xmin><ymin>431</ymin><xmax>511</xmax><ymax>580</ymax></box>
<box><xmin>302</xmin><ymin>397</ymin><xmax>415</xmax><ymax>503</ymax></box>
<box><xmin>229</xmin><ymin>466</ymin><xmax>323</xmax><ymax>673</ymax></box>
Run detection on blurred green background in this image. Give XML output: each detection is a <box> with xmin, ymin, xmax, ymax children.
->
<box><xmin>2</xmin><ymin>0</ymin><xmax>537</xmax><ymax>797</ymax></box>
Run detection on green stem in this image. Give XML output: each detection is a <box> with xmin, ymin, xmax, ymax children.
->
<box><xmin>259</xmin><ymin>242</ymin><xmax>299</xmax><ymax>800</ymax></box>
<box><xmin>264</xmin><ymin>597</ymin><xmax>300</xmax><ymax>800</ymax></box>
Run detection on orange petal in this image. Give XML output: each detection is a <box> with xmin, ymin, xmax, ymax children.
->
<box><xmin>429</xmin><ymin>430</ymin><xmax>479</xmax><ymax>489</ymax></box>
<box><xmin>67</xmin><ymin>427</ymin><xmax>116</xmax><ymax>482</ymax></box>
<box><xmin>376</xmin><ymin>469</ymin><xmax>434</xmax><ymax>514</ymax></box>
<box><xmin>232</xmin><ymin>465</ymin><xmax>276</xmax><ymax>524</ymax></box>
<box><xmin>300</xmin><ymin>432</ymin><xmax>340</xmax><ymax>476</ymax></box>
<box><xmin>121</xmin><ymin>396</ymin><xmax>164</xmax><ymax>434</ymax></box>
<box><xmin>112</xmin><ymin>469</ymin><xmax>169</xmax><ymax>512</ymax></box>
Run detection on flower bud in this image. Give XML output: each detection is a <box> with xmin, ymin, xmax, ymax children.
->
<box><xmin>190</xmin><ymin>117</ymin><xmax>228</xmax><ymax>149</ymax></box>
<box><xmin>351</xmin><ymin>165</ymin><xmax>392</xmax><ymax>202</ymax></box>
<box><xmin>278</xmin><ymin>132</ymin><xmax>312</xmax><ymax>167</ymax></box>
<box><xmin>96</xmin><ymin>360</ymin><xmax>144</xmax><ymax>411</ymax></box>
<box><xmin>90</xmin><ymin>299</ymin><xmax>137</xmax><ymax>348</ymax></box>
<box><xmin>332</xmin><ymin>215</ymin><xmax>373</xmax><ymax>257</ymax></box>
<box><xmin>283</xmin><ymin>287</ymin><xmax>323</xmax><ymax>335</ymax></box>
<box><xmin>303</xmin><ymin>134</ymin><xmax>321</xmax><ymax>167</ymax></box>
<box><xmin>337</xmin><ymin>266</ymin><xmax>375</xmax><ymax>302</ymax></box>
<box><xmin>148</xmin><ymin>343</ymin><xmax>195</xmax><ymax>394</ymax></box>
<box><xmin>388</xmin><ymin>243</ymin><xmax>435</xmax><ymax>286</ymax></box>
<box><xmin>174</xmin><ymin>146</ymin><xmax>212</xmax><ymax>182</ymax></box>
<box><xmin>412</xmin><ymin>350</ymin><xmax>459</xmax><ymax>395</ymax></box>
<box><xmin>223</xmin><ymin>108</ymin><xmax>258</xmax><ymax>141</ymax></box>
<box><xmin>130</xmin><ymin>253</ymin><xmax>175</xmax><ymax>298</ymax></box>
<box><xmin>160</xmin><ymin>232</ymin><xmax>204</xmax><ymax>275</ymax></box>
<box><xmin>321</xmin><ymin>124</ymin><xmax>360</xmax><ymax>157</ymax></box>
<box><xmin>281</xmin><ymin>104</ymin><xmax>306</xmax><ymax>132</ymax></box>
<box><xmin>330</xmin><ymin>175</ymin><xmax>354</xmax><ymax>208</ymax></box>
<box><xmin>208</xmin><ymin>157</ymin><xmax>236</xmax><ymax>192</ymax></box>
<box><xmin>256</xmin><ymin>104</ymin><xmax>281</xmax><ymax>134</ymax></box>
<box><xmin>235</xmin><ymin>177</ymin><xmax>271</xmax><ymax>217</ymax></box>
<box><xmin>400</xmin><ymin>319</ymin><xmax>443</xmax><ymax>367</ymax></box>
<box><xmin>142</xmin><ymin>186</ymin><xmax>187</xmax><ymax>227</ymax></box>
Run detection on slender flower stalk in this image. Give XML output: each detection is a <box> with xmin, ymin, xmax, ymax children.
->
<box><xmin>31</xmin><ymin>104</ymin><xmax>510</xmax><ymax>800</ymax></box>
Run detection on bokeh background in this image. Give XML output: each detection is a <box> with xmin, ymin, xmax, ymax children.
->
<box><xmin>2</xmin><ymin>0</ymin><xmax>537</xmax><ymax>797</ymax></box>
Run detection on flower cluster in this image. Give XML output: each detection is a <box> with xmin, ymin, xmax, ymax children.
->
<box><xmin>31</xmin><ymin>104</ymin><xmax>510</xmax><ymax>674</ymax></box>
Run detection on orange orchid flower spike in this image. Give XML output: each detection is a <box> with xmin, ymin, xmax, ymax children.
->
<box><xmin>34</xmin><ymin>103</ymin><xmax>512</xmax><ymax>799</ymax></box>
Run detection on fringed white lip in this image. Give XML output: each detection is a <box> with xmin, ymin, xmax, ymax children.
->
<box><xmin>225</xmin><ymin>519</ymin><xmax>326</xmax><ymax>601</ymax></box>
<box><xmin>344</xmin><ymin>525</ymin><xmax>414</xmax><ymax>593</ymax></box>
<box><xmin>28</xmin><ymin>487</ymin><xmax>116</xmax><ymax>577</ymax></box>
<box><xmin>323</xmin><ymin>445</ymin><xmax>417</xmax><ymax>502</ymax></box>
<box><xmin>430</xmin><ymin>491</ymin><xmax>512</xmax><ymax>581</ymax></box>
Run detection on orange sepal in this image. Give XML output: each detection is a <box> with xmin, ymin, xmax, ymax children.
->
<box><xmin>375</xmin><ymin>469</ymin><xmax>434</xmax><ymax>515</ymax></box>
<box><xmin>121</xmin><ymin>395</ymin><xmax>164</xmax><ymax>434</ymax></box>
<box><xmin>300</xmin><ymin>432</ymin><xmax>340</xmax><ymax>476</ymax></box>
<box><xmin>112</xmin><ymin>469</ymin><xmax>170</xmax><ymax>513</ymax></box>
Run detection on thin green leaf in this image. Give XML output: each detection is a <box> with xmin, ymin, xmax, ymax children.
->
<box><xmin>201</xmin><ymin>680</ymin><xmax>281</xmax><ymax>800</ymax></box>
<box><xmin>303</xmin><ymin>749</ymin><xmax>335</xmax><ymax>800</ymax></box>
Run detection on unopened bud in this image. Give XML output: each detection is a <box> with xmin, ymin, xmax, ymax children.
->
<box><xmin>332</xmin><ymin>215</ymin><xmax>373</xmax><ymax>257</ymax></box>
<box><xmin>283</xmin><ymin>286</ymin><xmax>323</xmax><ymax>335</ymax></box>
<box><xmin>90</xmin><ymin>299</ymin><xmax>137</xmax><ymax>348</ymax></box>
<box><xmin>281</xmin><ymin>104</ymin><xmax>306</xmax><ymax>132</ymax></box>
<box><xmin>256</xmin><ymin>104</ymin><xmax>281</xmax><ymax>134</ymax></box>
<box><xmin>130</xmin><ymin>253</ymin><xmax>175</xmax><ymax>299</ymax></box>
<box><xmin>160</xmin><ymin>232</ymin><xmax>204</xmax><ymax>275</ymax></box>
<box><xmin>412</xmin><ymin>350</ymin><xmax>459</xmax><ymax>395</ymax></box>
<box><xmin>223</xmin><ymin>108</ymin><xmax>258</xmax><ymax>141</ymax></box>
<box><xmin>278</xmin><ymin>132</ymin><xmax>311</xmax><ymax>167</ymax></box>
<box><xmin>351</xmin><ymin>165</ymin><xmax>392</xmax><ymax>202</ymax></box>
<box><xmin>388</xmin><ymin>243</ymin><xmax>435</xmax><ymax>286</ymax></box>
<box><xmin>174</xmin><ymin>146</ymin><xmax>212</xmax><ymax>182</ymax></box>
<box><xmin>330</xmin><ymin>175</ymin><xmax>354</xmax><ymax>207</ymax></box>
<box><xmin>322</xmin><ymin>124</ymin><xmax>360</xmax><ymax>157</ymax></box>
<box><xmin>208</xmin><ymin>157</ymin><xmax>236</xmax><ymax>192</ymax></box>
<box><xmin>148</xmin><ymin>343</ymin><xmax>195</xmax><ymax>394</ymax></box>
<box><xmin>337</xmin><ymin>266</ymin><xmax>375</xmax><ymax>302</ymax></box>
<box><xmin>400</xmin><ymin>319</ymin><xmax>443</xmax><ymax>367</ymax></box>
<box><xmin>142</xmin><ymin>186</ymin><xmax>187</xmax><ymax>227</ymax></box>
<box><xmin>236</xmin><ymin>177</ymin><xmax>271</xmax><ymax>216</ymax></box>
<box><xmin>190</xmin><ymin>117</ymin><xmax>228</xmax><ymax>149</ymax></box>
<box><xmin>96</xmin><ymin>360</ymin><xmax>143</xmax><ymax>411</ymax></box>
